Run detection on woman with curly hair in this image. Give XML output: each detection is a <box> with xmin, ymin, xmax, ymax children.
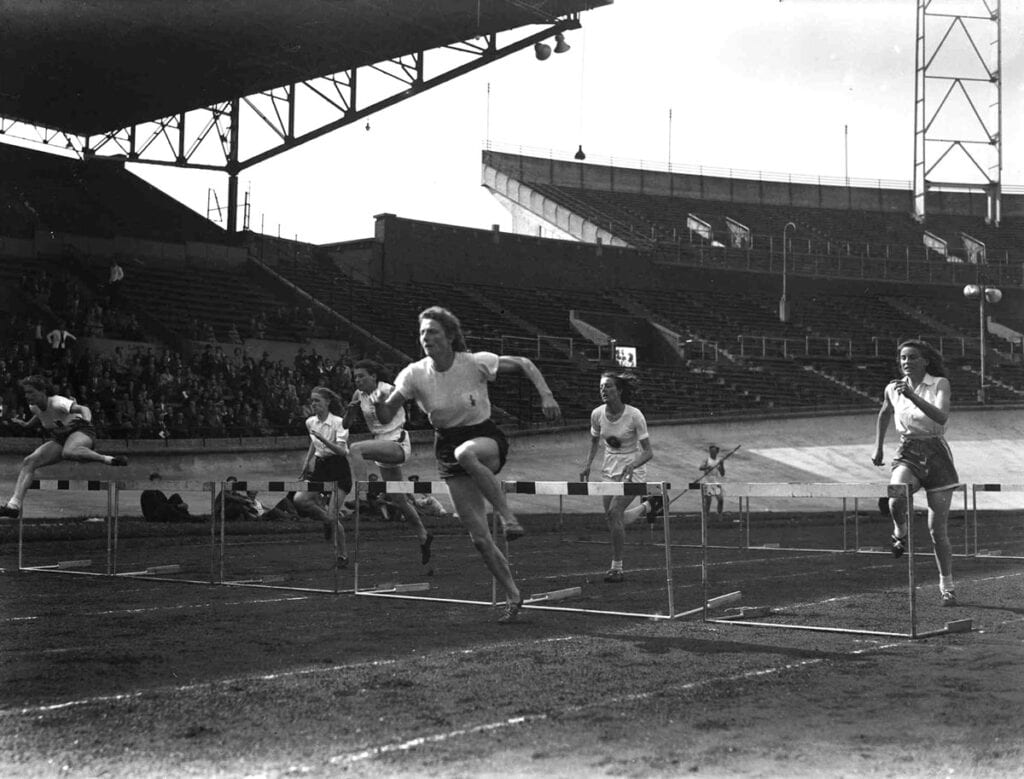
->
<box><xmin>871</xmin><ymin>339</ymin><xmax>960</xmax><ymax>606</ymax></box>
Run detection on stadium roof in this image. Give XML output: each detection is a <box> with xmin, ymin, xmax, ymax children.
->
<box><xmin>0</xmin><ymin>0</ymin><xmax>610</xmax><ymax>137</ymax></box>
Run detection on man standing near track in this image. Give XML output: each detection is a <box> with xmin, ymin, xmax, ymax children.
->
<box><xmin>699</xmin><ymin>443</ymin><xmax>727</xmax><ymax>520</ymax></box>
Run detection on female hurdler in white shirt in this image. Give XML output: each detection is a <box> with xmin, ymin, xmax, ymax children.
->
<box><xmin>872</xmin><ymin>339</ymin><xmax>960</xmax><ymax>606</ymax></box>
<box><xmin>1</xmin><ymin>375</ymin><xmax>128</xmax><ymax>519</ymax></box>
<box><xmin>580</xmin><ymin>372</ymin><xmax>661</xmax><ymax>583</ymax></box>
<box><xmin>373</xmin><ymin>306</ymin><xmax>561</xmax><ymax>624</ymax></box>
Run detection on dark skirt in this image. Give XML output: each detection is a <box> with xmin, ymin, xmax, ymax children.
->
<box><xmin>308</xmin><ymin>455</ymin><xmax>352</xmax><ymax>492</ymax></box>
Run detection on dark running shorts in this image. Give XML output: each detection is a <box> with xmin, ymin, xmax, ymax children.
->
<box><xmin>308</xmin><ymin>455</ymin><xmax>352</xmax><ymax>493</ymax></box>
<box><xmin>49</xmin><ymin>421</ymin><xmax>97</xmax><ymax>447</ymax></box>
<box><xmin>892</xmin><ymin>436</ymin><xmax>959</xmax><ymax>493</ymax></box>
<box><xmin>434</xmin><ymin>419</ymin><xmax>509</xmax><ymax>480</ymax></box>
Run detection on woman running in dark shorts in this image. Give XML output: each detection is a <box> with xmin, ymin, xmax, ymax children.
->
<box><xmin>0</xmin><ymin>375</ymin><xmax>127</xmax><ymax>518</ymax></box>
<box><xmin>872</xmin><ymin>339</ymin><xmax>960</xmax><ymax>606</ymax></box>
<box><xmin>299</xmin><ymin>386</ymin><xmax>352</xmax><ymax>566</ymax></box>
<box><xmin>373</xmin><ymin>306</ymin><xmax>561</xmax><ymax>623</ymax></box>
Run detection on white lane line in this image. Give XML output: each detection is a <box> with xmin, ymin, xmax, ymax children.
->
<box><xmin>330</xmin><ymin>640</ymin><xmax>909</xmax><ymax>765</ymax></box>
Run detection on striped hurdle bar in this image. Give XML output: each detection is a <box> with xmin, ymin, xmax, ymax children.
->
<box><xmin>699</xmin><ymin>482</ymin><xmax>970</xmax><ymax>639</ymax></box>
<box><xmin>971</xmin><ymin>483</ymin><xmax>1024</xmax><ymax>559</ymax></box>
<box><xmin>18</xmin><ymin>480</ymin><xmax>114</xmax><ymax>575</ymax></box>
<box><xmin>213</xmin><ymin>480</ymin><xmax>349</xmax><ymax>594</ymax></box>
<box><xmin>719</xmin><ymin>481</ymin><xmax>969</xmax><ymax>558</ymax></box>
<box><xmin>352</xmin><ymin>479</ymin><xmax>725</xmax><ymax>621</ymax></box>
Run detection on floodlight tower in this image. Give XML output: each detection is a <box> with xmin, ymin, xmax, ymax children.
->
<box><xmin>913</xmin><ymin>0</ymin><xmax>1002</xmax><ymax>225</ymax></box>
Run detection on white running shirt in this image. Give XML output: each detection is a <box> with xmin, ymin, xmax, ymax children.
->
<box><xmin>395</xmin><ymin>352</ymin><xmax>498</xmax><ymax>429</ymax></box>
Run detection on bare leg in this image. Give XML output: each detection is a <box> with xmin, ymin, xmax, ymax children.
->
<box><xmin>5</xmin><ymin>441</ymin><xmax>64</xmax><ymax>509</ymax></box>
<box><xmin>295</xmin><ymin>491</ymin><xmax>346</xmax><ymax>559</ymax></box>
<box><xmin>379</xmin><ymin>464</ymin><xmax>429</xmax><ymax>544</ymax></box>
<box><xmin>887</xmin><ymin>465</ymin><xmax>919</xmax><ymax>538</ymax></box>
<box><xmin>453</xmin><ymin>438</ymin><xmax>521</xmax><ymax>535</ymax></box>
<box><xmin>61</xmin><ymin>431</ymin><xmax>117</xmax><ymax>465</ymax></box>
<box><xmin>926</xmin><ymin>488</ymin><xmax>955</xmax><ymax>578</ymax></box>
<box><xmin>606</xmin><ymin>495</ymin><xmax>634</xmax><ymax>563</ymax></box>
<box><xmin>446</xmin><ymin>475</ymin><xmax>519</xmax><ymax>604</ymax></box>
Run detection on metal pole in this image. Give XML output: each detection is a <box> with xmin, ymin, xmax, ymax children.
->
<box><xmin>780</xmin><ymin>222</ymin><xmax>795</xmax><ymax>322</ymax></box>
<box><xmin>979</xmin><ymin>293</ymin><xmax>986</xmax><ymax>404</ymax></box>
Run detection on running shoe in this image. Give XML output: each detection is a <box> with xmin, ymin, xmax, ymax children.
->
<box><xmin>497</xmin><ymin>598</ymin><xmax>524</xmax><ymax>624</ymax></box>
<box><xmin>110</xmin><ymin>455</ymin><xmax>129</xmax><ymax>467</ymax></box>
<box><xmin>0</xmin><ymin>504</ymin><xmax>20</xmax><ymax>518</ymax></box>
<box><xmin>604</xmin><ymin>569</ymin><xmax>625</xmax><ymax>583</ymax></box>
<box><xmin>336</xmin><ymin>555</ymin><xmax>348</xmax><ymax>569</ymax></box>
<box><xmin>890</xmin><ymin>533</ymin><xmax>907</xmax><ymax>558</ymax></box>
<box><xmin>941</xmin><ymin>590</ymin><xmax>958</xmax><ymax>607</ymax></box>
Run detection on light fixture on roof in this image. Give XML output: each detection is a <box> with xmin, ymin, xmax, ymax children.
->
<box><xmin>534</xmin><ymin>42</ymin><xmax>552</xmax><ymax>60</ymax></box>
<box><xmin>574</xmin><ymin>145</ymin><xmax>586</xmax><ymax>161</ymax></box>
<box><xmin>554</xmin><ymin>33</ymin><xmax>570</xmax><ymax>53</ymax></box>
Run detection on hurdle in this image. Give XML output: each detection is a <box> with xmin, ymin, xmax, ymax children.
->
<box><xmin>351</xmin><ymin>478</ymin><xmax>737</xmax><ymax>620</ymax></box>
<box><xmin>721</xmin><ymin>483</ymin><xmax>970</xmax><ymax>557</ymax></box>
<box><xmin>699</xmin><ymin>482</ymin><xmax>972</xmax><ymax>639</ymax></box>
<box><xmin>214</xmin><ymin>479</ymin><xmax>350</xmax><ymax>593</ymax></box>
<box><xmin>109</xmin><ymin>479</ymin><xmax>216</xmax><ymax>583</ymax></box>
<box><xmin>17</xmin><ymin>480</ymin><xmax>114</xmax><ymax>576</ymax></box>
<box><xmin>970</xmin><ymin>483</ymin><xmax>1024</xmax><ymax>560</ymax></box>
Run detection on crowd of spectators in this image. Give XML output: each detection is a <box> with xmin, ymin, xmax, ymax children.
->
<box><xmin>0</xmin><ymin>310</ymin><xmax>413</xmax><ymax>440</ymax></box>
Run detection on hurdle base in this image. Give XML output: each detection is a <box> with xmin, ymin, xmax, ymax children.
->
<box><xmin>721</xmin><ymin>605</ymin><xmax>773</xmax><ymax>620</ymax></box>
<box><xmin>527</xmin><ymin>586</ymin><xmax>582</xmax><ymax>604</ymax></box>
<box><xmin>118</xmin><ymin>564</ymin><xmax>182</xmax><ymax>577</ymax></box>
<box><xmin>364</xmin><ymin>582</ymin><xmax>431</xmax><ymax>594</ymax></box>
<box><xmin>673</xmin><ymin>590</ymin><xmax>742</xmax><ymax>619</ymax></box>
<box><xmin>916</xmin><ymin>618</ymin><xmax>973</xmax><ymax>638</ymax></box>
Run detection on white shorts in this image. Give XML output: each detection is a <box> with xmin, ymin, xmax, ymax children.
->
<box><xmin>602</xmin><ymin>451</ymin><xmax>647</xmax><ymax>483</ymax></box>
<box><xmin>373</xmin><ymin>428</ymin><xmax>412</xmax><ymax>468</ymax></box>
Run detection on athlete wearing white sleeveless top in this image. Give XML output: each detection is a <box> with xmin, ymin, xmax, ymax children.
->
<box><xmin>872</xmin><ymin>339</ymin><xmax>960</xmax><ymax>607</ymax></box>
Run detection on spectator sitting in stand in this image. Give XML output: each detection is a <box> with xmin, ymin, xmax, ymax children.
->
<box><xmin>140</xmin><ymin>472</ymin><xmax>192</xmax><ymax>522</ymax></box>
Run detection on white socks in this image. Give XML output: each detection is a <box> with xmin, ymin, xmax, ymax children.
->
<box><xmin>939</xmin><ymin>575</ymin><xmax>954</xmax><ymax>593</ymax></box>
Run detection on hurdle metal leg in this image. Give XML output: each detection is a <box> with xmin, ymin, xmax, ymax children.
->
<box><xmin>699</xmin><ymin>482</ymin><xmax>972</xmax><ymax>640</ymax></box>
<box><xmin>352</xmin><ymin>480</ymin><xmax>723</xmax><ymax>621</ymax></box>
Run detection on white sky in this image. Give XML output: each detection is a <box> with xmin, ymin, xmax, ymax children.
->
<box><xmin>129</xmin><ymin>0</ymin><xmax>1024</xmax><ymax>244</ymax></box>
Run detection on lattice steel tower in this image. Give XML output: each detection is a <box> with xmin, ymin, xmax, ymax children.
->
<box><xmin>913</xmin><ymin>0</ymin><xmax>1002</xmax><ymax>225</ymax></box>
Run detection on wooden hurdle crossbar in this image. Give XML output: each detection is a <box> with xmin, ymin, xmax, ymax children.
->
<box><xmin>355</xmin><ymin>478</ymin><xmax>738</xmax><ymax>620</ymax></box>
<box><xmin>970</xmin><ymin>483</ymin><xmax>1024</xmax><ymax>560</ymax></box>
<box><xmin>699</xmin><ymin>482</ymin><xmax>972</xmax><ymax>639</ymax></box>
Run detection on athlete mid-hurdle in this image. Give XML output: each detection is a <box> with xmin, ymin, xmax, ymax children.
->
<box><xmin>0</xmin><ymin>376</ymin><xmax>128</xmax><ymax>518</ymax></box>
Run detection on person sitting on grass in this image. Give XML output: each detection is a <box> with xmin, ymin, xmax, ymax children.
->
<box><xmin>408</xmin><ymin>474</ymin><xmax>451</xmax><ymax>518</ymax></box>
<box><xmin>0</xmin><ymin>375</ymin><xmax>128</xmax><ymax>519</ymax></box>
<box><xmin>140</xmin><ymin>472</ymin><xmax>191</xmax><ymax>522</ymax></box>
<box><xmin>213</xmin><ymin>476</ymin><xmax>261</xmax><ymax>523</ymax></box>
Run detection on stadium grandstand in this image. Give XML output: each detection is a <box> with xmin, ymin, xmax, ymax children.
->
<box><xmin>0</xmin><ymin>0</ymin><xmax>1021</xmax><ymax>443</ymax></box>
